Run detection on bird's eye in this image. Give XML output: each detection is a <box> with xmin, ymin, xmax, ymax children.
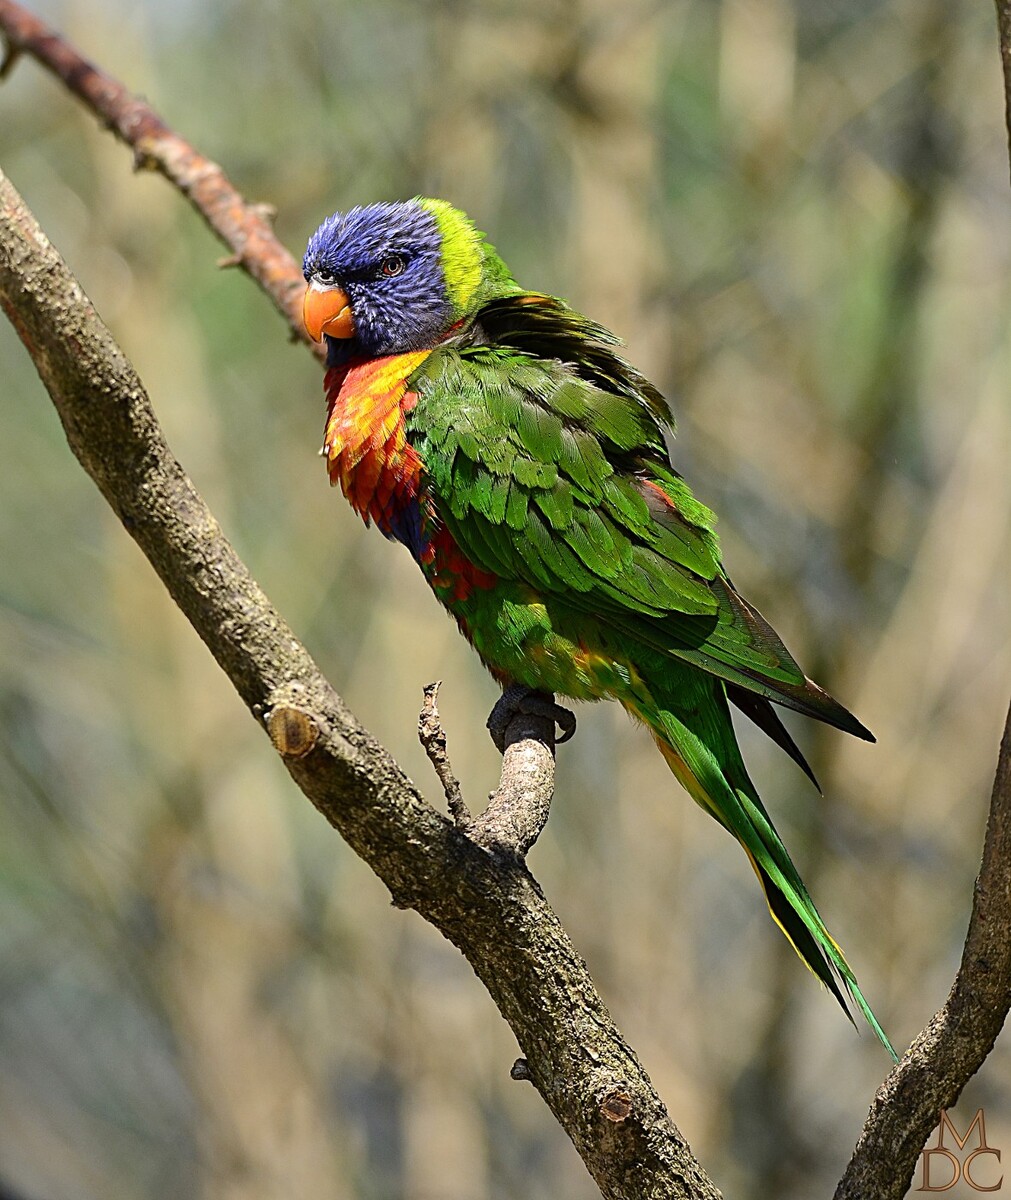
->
<box><xmin>316</xmin><ymin>270</ymin><xmax>336</xmax><ymax>286</ymax></box>
<box><xmin>381</xmin><ymin>255</ymin><xmax>406</xmax><ymax>277</ymax></box>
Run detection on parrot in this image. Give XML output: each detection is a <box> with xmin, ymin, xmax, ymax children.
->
<box><xmin>301</xmin><ymin>197</ymin><xmax>895</xmax><ymax>1057</ymax></box>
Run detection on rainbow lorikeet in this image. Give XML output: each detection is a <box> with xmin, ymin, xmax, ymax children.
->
<box><xmin>302</xmin><ymin>198</ymin><xmax>894</xmax><ymax>1056</ymax></box>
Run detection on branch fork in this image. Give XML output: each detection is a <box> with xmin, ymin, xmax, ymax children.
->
<box><xmin>418</xmin><ymin>681</ymin><xmax>574</xmax><ymax>859</ymax></box>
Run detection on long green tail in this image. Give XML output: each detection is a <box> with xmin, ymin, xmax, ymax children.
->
<box><xmin>634</xmin><ymin>680</ymin><xmax>897</xmax><ymax>1060</ymax></box>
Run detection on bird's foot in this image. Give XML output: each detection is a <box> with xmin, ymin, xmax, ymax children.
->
<box><xmin>486</xmin><ymin>684</ymin><xmax>576</xmax><ymax>754</ymax></box>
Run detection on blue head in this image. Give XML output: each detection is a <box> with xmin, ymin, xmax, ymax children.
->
<box><xmin>302</xmin><ymin>198</ymin><xmax>516</xmax><ymax>360</ymax></box>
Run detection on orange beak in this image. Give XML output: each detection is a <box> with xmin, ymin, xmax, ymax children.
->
<box><xmin>303</xmin><ymin>283</ymin><xmax>355</xmax><ymax>342</ymax></box>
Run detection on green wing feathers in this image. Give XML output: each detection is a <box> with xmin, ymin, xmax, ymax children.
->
<box><xmin>406</xmin><ymin>293</ymin><xmax>890</xmax><ymax>1052</ymax></box>
<box><xmin>410</xmin><ymin>306</ymin><xmax>871</xmax><ymax>739</ymax></box>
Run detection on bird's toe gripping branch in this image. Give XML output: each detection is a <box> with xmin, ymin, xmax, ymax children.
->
<box><xmin>487</xmin><ymin>684</ymin><xmax>577</xmax><ymax>755</ymax></box>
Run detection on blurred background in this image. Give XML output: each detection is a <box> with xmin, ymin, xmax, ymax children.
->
<box><xmin>1</xmin><ymin>0</ymin><xmax>1010</xmax><ymax>1196</ymax></box>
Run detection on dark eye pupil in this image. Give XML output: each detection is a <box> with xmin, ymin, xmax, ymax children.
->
<box><xmin>382</xmin><ymin>256</ymin><xmax>405</xmax><ymax>277</ymax></box>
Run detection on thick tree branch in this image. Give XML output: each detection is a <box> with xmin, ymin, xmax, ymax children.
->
<box><xmin>0</xmin><ymin>168</ymin><xmax>722</xmax><ymax>1200</ymax></box>
<box><xmin>0</xmin><ymin>0</ymin><xmax>315</xmax><ymax>351</ymax></box>
<box><xmin>834</xmin><ymin>699</ymin><xmax>1011</xmax><ymax>1199</ymax></box>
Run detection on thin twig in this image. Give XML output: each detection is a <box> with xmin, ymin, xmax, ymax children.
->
<box><xmin>418</xmin><ymin>682</ymin><xmax>471</xmax><ymax>827</ymax></box>
<box><xmin>0</xmin><ymin>0</ymin><xmax>317</xmax><ymax>352</ymax></box>
<box><xmin>419</xmin><ymin>679</ymin><xmax>568</xmax><ymax>859</ymax></box>
<box><xmin>420</xmin><ymin>682</ymin><xmax>563</xmax><ymax>858</ymax></box>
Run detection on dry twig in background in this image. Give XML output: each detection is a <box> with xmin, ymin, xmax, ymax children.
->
<box><xmin>0</xmin><ymin>0</ymin><xmax>312</xmax><ymax>345</ymax></box>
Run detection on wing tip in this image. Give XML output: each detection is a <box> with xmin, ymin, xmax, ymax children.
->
<box><xmin>726</xmin><ymin>685</ymin><xmax>823</xmax><ymax>790</ymax></box>
<box><xmin>803</xmin><ymin>677</ymin><xmax>875</xmax><ymax>743</ymax></box>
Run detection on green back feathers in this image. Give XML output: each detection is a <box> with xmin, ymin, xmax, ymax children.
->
<box><xmin>416</xmin><ymin>200</ymin><xmax>673</xmax><ymax>430</ymax></box>
<box><xmin>407</xmin><ymin>201</ymin><xmax>873</xmax><ymax>739</ymax></box>
<box><xmin>476</xmin><ymin>293</ymin><xmax>675</xmax><ymax>434</ymax></box>
<box><xmin>407</xmin><ymin>346</ymin><xmax>723</xmax><ymax>615</ymax></box>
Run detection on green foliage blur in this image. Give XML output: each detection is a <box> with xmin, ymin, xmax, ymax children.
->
<box><xmin>1</xmin><ymin>1</ymin><xmax>1009</xmax><ymax>1197</ymax></box>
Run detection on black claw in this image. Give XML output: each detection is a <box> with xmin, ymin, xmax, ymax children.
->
<box><xmin>554</xmin><ymin>707</ymin><xmax>577</xmax><ymax>744</ymax></box>
<box><xmin>486</xmin><ymin>685</ymin><xmax>577</xmax><ymax>753</ymax></box>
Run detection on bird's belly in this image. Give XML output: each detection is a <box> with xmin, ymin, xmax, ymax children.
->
<box><xmin>439</xmin><ymin>580</ymin><xmax>649</xmax><ymax>704</ymax></box>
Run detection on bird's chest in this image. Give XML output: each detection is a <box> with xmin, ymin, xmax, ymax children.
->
<box><xmin>321</xmin><ymin>352</ymin><xmax>499</xmax><ymax>606</ymax></box>
<box><xmin>322</xmin><ymin>352</ymin><xmax>432</xmax><ymax>550</ymax></box>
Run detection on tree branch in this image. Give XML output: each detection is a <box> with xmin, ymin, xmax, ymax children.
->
<box><xmin>0</xmin><ymin>166</ymin><xmax>722</xmax><ymax>1200</ymax></box>
<box><xmin>0</xmin><ymin>0</ymin><xmax>316</xmax><ymax>351</ymax></box>
<box><xmin>418</xmin><ymin>681</ymin><xmax>563</xmax><ymax>856</ymax></box>
<box><xmin>470</xmin><ymin>686</ymin><xmax>566</xmax><ymax>857</ymax></box>
<box><xmin>997</xmin><ymin>0</ymin><xmax>1011</xmax><ymax>185</ymax></box>
<box><xmin>834</xmin><ymin>698</ymin><xmax>1011</xmax><ymax>1199</ymax></box>
<box><xmin>833</xmin><ymin>12</ymin><xmax>1011</xmax><ymax>1192</ymax></box>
